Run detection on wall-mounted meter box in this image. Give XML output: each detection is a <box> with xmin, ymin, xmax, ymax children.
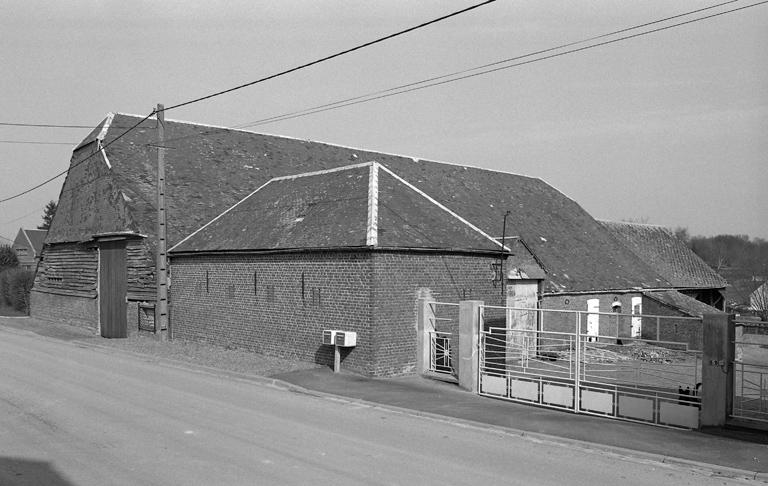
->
<box><xmin>322</xmin><ymin>330</ymin><xmax>341</xmax><ymax>345</ymax></box>
<box><xmin>334</xmin><ymin>331</ymin><xmax>357</xmax><ymax>347</ymax></box>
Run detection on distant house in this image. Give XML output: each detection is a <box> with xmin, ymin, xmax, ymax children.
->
<box><xmin>33</xmin><ymin>112</ymin><xmax>724</xmax><ymax>374</ymax></box>
<box><xmin>12</xmin><ymin>228</ymin><xmax>47</xmax><ymax>271</ymax></box>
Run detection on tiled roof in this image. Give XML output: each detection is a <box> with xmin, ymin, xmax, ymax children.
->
<box><xmin>172</xmin><ymin>162</ymin><xmax>504</xmax><ymax>254</ymax></box>
<box><xmin>643</xmin><ymin>290</ymin><xmax>724</xmax><ymax>317</ymax></box>
<box><xmin>601</xmin><ymin>221</ymin><xmax>726</xmax><ymax>289</ymax></box>
<box><xmin>49</xmin><ymin>113</ymin><xmax>671</xmax><ymax>293</ymax></box>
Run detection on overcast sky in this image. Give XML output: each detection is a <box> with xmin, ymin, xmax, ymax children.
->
<box><xmin>1</xmin><ymin>0</ymin><xmax>766</xmax><ymax>244</ymax></box>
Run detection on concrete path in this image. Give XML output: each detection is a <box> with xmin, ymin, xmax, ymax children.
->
<box><xmin>274</xmin><ymin>368</ymin><xmax>768</xmax><ymax>481</ymax></box>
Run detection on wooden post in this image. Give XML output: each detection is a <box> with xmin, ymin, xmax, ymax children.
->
<box><xmin>155</xmin><ymin>104</ymin><xmax>168</xmax><ymax>341</ymax></box>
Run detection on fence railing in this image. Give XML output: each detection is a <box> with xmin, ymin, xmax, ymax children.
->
<box><xmin>478</xmin><ymin>305</ymin><xmax>703</xmax><ymax>428</ymax></box>
<box><xmin>732</xmin><ymin>318</ymin><xmax>768</xmax><ymax>424</ymax></box>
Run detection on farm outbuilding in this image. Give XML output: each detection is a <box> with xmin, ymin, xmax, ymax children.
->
<box><xmin>32</xmin><ymin>112</ymin><xmax>725</xmax><ymax>374</ymax></box>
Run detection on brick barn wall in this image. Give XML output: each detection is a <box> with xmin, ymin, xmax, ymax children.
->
<box><xmin>540</xmin><ymin>292</ymin><xmax>643</xmax><ymax>337</ymax></box>
<box><xmin>642</xmin><ymin>298</ymin><xmax>704</xmax><ymax>350</ymax></box>
<box><xmin>30</xmin><ymin>289</ymin><xmax>98</xmax><ymax>329</ymax></box>
<box><xmin>169</xmin><ymin>251</ymin><xmax>373</xmax><ymax>373</ymax></box>
<box><xmin>370</xmin><ymin>252</ymin><xmax>510</xmax><ymax>376</ymax></box>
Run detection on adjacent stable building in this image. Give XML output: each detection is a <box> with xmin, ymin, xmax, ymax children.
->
<box><xmin>32</xmin><ymin>112</ymin><xmax>724</xmax><ymax>374</ymax></box>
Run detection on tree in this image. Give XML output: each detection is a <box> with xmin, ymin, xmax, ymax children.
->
<box><xmin>673</xmin><ymin>227</ymin><xmax>690</xmax><ymax>244</ymax></box>
<box><xmin>0</xmin><ymin>244</ymin><xmax>18</xmax><ymax>270</ymax></box>
<box><xmin>38</xmin><ymin>200</ymin><xmax>57</xmax><ymax>230</ymax></box>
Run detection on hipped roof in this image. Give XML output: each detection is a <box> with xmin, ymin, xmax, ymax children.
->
<box><xmin>172</xmin><ymin>161</ymin><xmax>506</xmax><ymax>254</ymax></box>
<box><xmin>50</xmin><ymin>113</ymin><xmax>670</xmax><ymax>293</ymax></box>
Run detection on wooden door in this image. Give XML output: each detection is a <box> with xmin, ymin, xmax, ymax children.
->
<box><xmin>99</xmin><ymin>239</ymin><xmax>127</xmax><ymax>338</ymax></box>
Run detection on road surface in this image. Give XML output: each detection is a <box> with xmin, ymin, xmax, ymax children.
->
<box><xmin>0</xmin><ymin>322</ymin><xmax>748</xmax><ymax>485</ymax></box>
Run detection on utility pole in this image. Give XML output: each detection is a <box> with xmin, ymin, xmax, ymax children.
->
<box><xmin>155</xmin><ymin>104</ymin><xmax>168</xmax><ymax>341</ymax></box>
<box><xmin>500</xmin><ymin>210</ymin><xmax>510</xmax><ymax>297</ymax></box>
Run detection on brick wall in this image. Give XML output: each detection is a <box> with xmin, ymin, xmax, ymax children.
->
<box><xmin>642</xmin><ymin>297</ymin><xmax>703</xmax><ymax>350</ymax></box>
<box><xmin>170</xmin><ymin>251</ymin><xmax>373</xmax><ymax>373</ymax></box>
<box><xmin>169</xmin><ymin>249</ymin><xmax>523</xmax><ymax>376</ymax></box>
<box><xmin>370</xmin><ymin>252</ymin><xmax>518</xmax><ymax>376</ymax></box>
<box><xmin>30</xmin><ymin>289</ymin><xmax>98</xmax><ymax>329</ymax></box>
<box><xmin>540</xmin><ymin>292</ymin><xmax>642</xmax><ymax>337</ymax></box>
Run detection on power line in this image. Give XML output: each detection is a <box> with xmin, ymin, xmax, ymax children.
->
<box><xmin>0</xmin><ymin>113</ymin><xmax>156</xmax><ymax>204</ymax></box>
<box><xmin>0</xmin><ymin>122</ymin><xmax>94</xmax><ymax>128</ymax></box>
<box><xmin>0</xmin><ymin>1</ymin><xmax>496</xmax><ymax>205</ymax></box>
<box><xmin>163</xmin><ymin>0</ymin><xmax>496</xmax><ymax>112</ymax></box>
<box><xmin>236</xmin><ymin>0</ymin><xmax>761</xmax><ymax>129</ymax></box>
<box><xmin>155</xmin><ymin>0</ymin><xmax>758</xmax><ymax>147</ymax></box>
<box><xmin>0</xmin><ymin>140</ymin><xmax>77</xmax><ymax>146</ymax></box>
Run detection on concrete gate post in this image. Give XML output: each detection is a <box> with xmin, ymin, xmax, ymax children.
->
<box><xmin>700</xmin><ymin>313</ymin><xmax>735</xmax><ymax>427</ymax></box>
<box><xmin>458</xmin><ymin>300</ymin><xmax>484</xmax><ymax>393</ymax></box>
<box><xmin>416</xmin><ymin>298</ymin><xmax>436</xmax><ymax>374</ymax></box>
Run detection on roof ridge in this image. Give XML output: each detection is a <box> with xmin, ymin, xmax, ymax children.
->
<box><xmin>108</xmin><ymin>112</ymin><xmax>542</xmax><ymax>181</ymax></box>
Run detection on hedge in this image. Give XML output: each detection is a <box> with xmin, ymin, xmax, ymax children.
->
<box><xmin>0</xmin><ymin>268</ymin><xmax>35</xmax><ymax>313</ymax></box>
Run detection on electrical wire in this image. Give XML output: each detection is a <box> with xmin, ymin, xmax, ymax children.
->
<box><xmin>0</xmin><ymin>122</ymin><xmax>94</xmax><ymax>129</ymax></box>
<box><xmin>0</xmin><ymin>1</ymin><xmax>496</xmax><ymax>204</ymax></box>
<box><xmin>237</xmin><ymin>0</ymin><xmax>766</xmax><ymax>128</ymax></box>
<box><xmin>0</xmin><ymin>112</ymin><xmax>156</xmax><ymax>204</ymax></box>
<box><xmin>234</xmin><ymin>0</ymin><xmax>741</xmax><ymax>129</ymax></box>
<box><xmin>0</xmin><ymin>140</ymin><xmax>77</xmax><ymax>146</ymax></box>
<box><xmin>162</xmin><ymin>0</ymin><xmax>496</xmax><ymax>112</ymax></box>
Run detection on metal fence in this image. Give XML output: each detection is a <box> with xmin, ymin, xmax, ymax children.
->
<box><xmin>732</xmin><ymin>318</ymin><xmax>768</xmax><ymax>424</ymax></box>
<box><xmin>479</xmin><ymin>305</ymin><xmax>703</xmax><ymax>429</ymax></box>
<box><xmin>426</xmin><ymin>302</ymin><xmax>460</xmax><ymax>376</ymax></box>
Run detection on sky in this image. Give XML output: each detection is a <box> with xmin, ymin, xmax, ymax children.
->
<box><xmin>1</xmin><ymin>0</ymin><xmax>766</xmax><ymax>245</ymax></box>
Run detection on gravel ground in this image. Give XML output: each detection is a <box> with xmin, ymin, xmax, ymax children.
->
<box><xmin>0</xmin><ymin>316</ymin><xmax>321</xmax><ymax>377</ymax></box>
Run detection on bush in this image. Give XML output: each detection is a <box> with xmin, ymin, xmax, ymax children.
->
<box><xmin>0</xmin><ymin>244</ymin><xmax>18</xmax><ymax>270</ymax></box>
<box><xmin>0</xmin><ymin>267</ymin><xmax>35</xmax><ymax>313</ymax></box>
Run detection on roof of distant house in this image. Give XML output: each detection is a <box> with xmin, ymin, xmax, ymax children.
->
<box><xmin>643</xmin><ymin>290</ymin><xmax>724</xmax><ymax>318</ymax></box>
<box><xmin>601</xmin><ymin>221</ymin><xmax>726</xmax><ymax>290</ymax></box>
<box><xmin>49</xmin><ymin>112</ymin><xmax>670</xmax><ymax>293</ymax></box>
<box><xmin>13</xmin><ymin>228</ymin><xmax>47</xmax><ymax>256</ymax></box>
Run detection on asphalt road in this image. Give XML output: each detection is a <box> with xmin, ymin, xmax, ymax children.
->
<box><xmin>0</xmin><ymin>324</ymin><xmax>749</xmax><ymax>485</ymax></box>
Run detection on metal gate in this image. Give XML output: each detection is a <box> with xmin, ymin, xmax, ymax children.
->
<box><xmin>732</xmin><ymin>319</ymin><xmax>768</xmax><ymax>424</ymax></box>
<box><xmin>479</xmin><ymin>306</ymin><xmax>703</xmax><ymax>429</ymax></box>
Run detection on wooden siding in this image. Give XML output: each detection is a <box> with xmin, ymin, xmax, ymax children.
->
<box><xmin>126</xmin><ymin>239</ymin><xmax>155</xmax><ymax>300</ymax></box>
<box><xmin>33</xmin><ymin>242</ymin><xmax>97</xmax><ymax>296</ymax></box>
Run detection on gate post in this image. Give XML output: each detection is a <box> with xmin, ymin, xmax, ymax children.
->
<box><xmin>700</xmin><ymin>313</ymin><xmax>734</xmax><ymax>427</ymax></box>
<box><xmin>458</xmin><ymin>300</ymin><xmax>483</xmax><ymax>393</ymax></box>
<box><xmin>416</xmin><ymin>298</ymin><xmax>436</xmax><ymax>374</ymax></box>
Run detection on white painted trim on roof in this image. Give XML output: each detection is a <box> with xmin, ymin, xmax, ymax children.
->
<box><xmin>168</xmin><ymin>179</ymin><xmax>277</xmax><ymax>252</ymax></box>
<box><xmin>366</xmin><ymin>162</ymin><xmax>379</xmax><ymax>246</ymax></box>
<box><xmin>269</xmin><ymin>161</ymin><xmax>374</xmax><ymax>182</ymax></box>
<box><xmin>110</xmin><ymin>112</ymin><xmax>542</xmax><ymax>181</ymax></box>
<box><xmin>96</xmin><ymin>113</ymin><xmax>115</xmax><ymax>169</ymax></box>
<box><xmin>100</xmin><ymin>145</ymin><xmax>112</xmax><ymax>169</ymax></box>
<box><xmin>170</xmin><ymin>161</ymin><xmax>377</xmax><ymax>252</ymax></box>
<box><xmin>22</xmin><ymin>230</ymin><xmax>36</xmax><ymax>258</ymax></box>
<box><xmin>377</xmin><ymin>165</ymin><xmax>510</xmax><ymax>252</ymax></box>
<box><xmin>97</xmin><ymin>113</ymin><xmax>115</xmax><ymax>142</ymax></box>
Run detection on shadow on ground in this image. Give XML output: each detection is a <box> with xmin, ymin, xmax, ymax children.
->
<box><xmin>0</xmin><ymin>457</ymin><xmax>74</xmax><ymax>486</ymax></box>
